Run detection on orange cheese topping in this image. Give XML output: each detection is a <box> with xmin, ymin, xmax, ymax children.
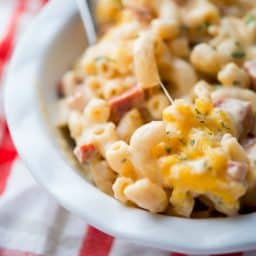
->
<box><xmin>157</xmin><ymin>98</ymin><xmax>245</xmax><ymax>207</ymax></box>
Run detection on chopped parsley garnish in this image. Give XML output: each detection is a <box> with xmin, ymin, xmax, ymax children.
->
<box><xmin>232</xmin><ymin>80</ymin><xmax>241</xmax><ymax>86</ymax></box>
<box><xmin>231</xmin><ymin>51</ymin><xmax>245</xmax><ymax>59</ymax></box>
<box><xmin>197</xmin><ymin>21</ymin><xmax>211</xmax><ymax>31</ymax></box>
<box><xmin>121</xmin><ymin>158</ymin><xmax>127</xmax><ymax>163</ymax></box>
<box><xmin>190</xmin><ymin>139</ymin><xmax>195</xmax><ymax>146</ymax></box>
<box><xmin>220</xmin><ymin>121</ymin><xmax>230</xmax><ymax>130</ymax></box>
<box><xmin>195</xmin><ymin>108</ymin><xmax>201</xmax><ymax>115</ymax></box>
<box><xmin>195</xmin><ymin>108</ymin><xmax>206</xmax><ymax>123</ymax></box>
<box><xmin>203</xmin><ymin>21</ymin><xmax>211</xmax><ymax>28</ymax></box>
<box><xmin>235</xmin><ymin>41</ymin><xmax>241</xmax><ymax>47</ymax></box>
<box><xmin>245</xmin><ymin>14</ymin><xmax>256</xmax><ymax>25</ymax></box>
<box><xmin>178</xmin><ymin>138</ymin><xmax>186</xmax><ymax>145</ymax></box>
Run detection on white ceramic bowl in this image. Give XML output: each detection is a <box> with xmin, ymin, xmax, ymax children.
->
<box><xmin>4</xmin><ymin>0</ymin><xmax>256</xmax><ymax>254</ymax></box>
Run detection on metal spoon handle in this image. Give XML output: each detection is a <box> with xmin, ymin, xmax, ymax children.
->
<box><xmin>76</xmin><ymin>0</ymin><xmax>174</xmax><ymax>104</ymax></box>
<box><xmin>76</xmin><ymin>0</ymin><xmax>97</xmax><ymax>46</ymax></box>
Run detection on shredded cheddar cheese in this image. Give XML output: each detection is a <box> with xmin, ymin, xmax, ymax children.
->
<box><xmin>158</xmin><ymin>97</ymin><xmax>246</xmax><ymax>212</ymax></box>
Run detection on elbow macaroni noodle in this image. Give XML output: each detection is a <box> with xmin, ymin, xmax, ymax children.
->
<box><xmin>58</xmin><ymin>0</ymin><xmax>256</xmax><ymax>217</ymax></box>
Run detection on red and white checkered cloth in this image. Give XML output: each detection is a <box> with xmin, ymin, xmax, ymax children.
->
<box><xmin>0</xmin><ymin>1</ymin><xmax>256</xmax><ymax>256</ymax></box>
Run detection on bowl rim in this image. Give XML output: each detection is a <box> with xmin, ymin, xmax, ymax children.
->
<box><xmin>4</xmin><ymin>0</ymin><xmax>256</xmax><ymax>254</ymax></box>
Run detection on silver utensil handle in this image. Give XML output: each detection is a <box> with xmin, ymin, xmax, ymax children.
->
<box><xmin>76</xmin><ymin>0</ymin><xmax>97</xmax><ymax>45</ymax></box>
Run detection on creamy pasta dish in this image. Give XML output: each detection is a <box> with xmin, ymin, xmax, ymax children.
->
<box><xmin>57</xmin><ymin>0</ymin><xmax>256</xmax><ymax>217</ymax></box>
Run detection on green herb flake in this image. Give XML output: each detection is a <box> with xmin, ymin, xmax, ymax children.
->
<box><xmin>232</xmin><ymin>80</ymin><xmax>241</xmax><ymax>86</ymax></box>
<box><xmin>203</xmin><ymin>21</ymin><xmax>211</xmax><ymax>28</ymax></box>
<box><xmin>121</xmin><ymin>158</ymin><xmax>127</xmax><ymax>163</ymax></box>
<box><xmin>231</xmin><ymin>51</ymin><xmax>245</xmax><ymax>59</ymax></box>
<box><xmin>245</xmin><ymin>15</ymin><xmax>256</xmax><ymax>25</ymax></box>
<box><xmin>190</xmin><ymin>139</ymin><xmax>195</xmax><ymax>146</ymax></box>
<box><xmin>195</xmin><ymin>108</ymin><xmax>201</xmax><ymax>115</ymax></box>
<box><xmin>220</xmin><ymin>121</ymin><xmax>231</xmax><ymax>130</ymax></box>
<box><xmin>197</xmin><ymin>21</ymin><xmax>211</xmax><ymax>31</ymax></box>
<box><xmin>234</xmin><ymin>41</ymin><xmax>241</xmax><ymax>47</ymax></box>
<box><xmin>178</xmin><ymin>138</ymin><xmax>186</xmax><ymax>145</ymax></box>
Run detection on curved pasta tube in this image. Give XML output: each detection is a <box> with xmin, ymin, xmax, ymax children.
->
<box><xmin>61</xmin><ymin>71</ymin><xmax>81</xmax><ymax>96</ymax></box>
<box><xmin>192</xmin><ymin>80</ymin><xmax>212</xmax><ymax>100</ymax></box>
<box><xmin>147</xmin><ymin>93</ymin><xmax>169</xmax><ymax>120</ymax></box>
<box><xmin>130</xmin><ymin>121</ymin><xmax>167</xmax><ymax>184</ymax></box>
<box><xmin>153</xmin><ymin>0</ymin><xmax>180</xmax><ymax>21</ymax></box>
<box><xmin>211</xmin><ymin>87</ymin><xmax>256</xmax><ymax>112</ymax></box>
<box><xmin>152</xmin><ymin>18</ymin><xmax>179</xmax><ymax>40</ymax></box>
<box><xmin>221</xmin><ymin>134</ymin><xmax>249</xmax><ymax>164</ymax></box>
<box><xmin>103</xmin><ymin>79</ymin><xmax>127</xmax><ymax>99</ymax></box>
<box><xmin>105</xmin><ymin>140</ymin><xmax>138</xmax><ymax>179</ymax></box>
<box><xmin>90</xmin><ymin>160</ymin><xmax>116</xmax><ymax>195</ymax></box>
<box><xmin>112</xmin><ymin>176</ymin><xmax>133</xmax><ymax>203</ymax></box>
<box><xmin>67</xmin><ymin>111</ymin><xmax>85</xmax><ymax>141</ymax></box>
<box><xmin>134</xmin><ymin>32</ymin><xmax>160</xmax><ymax>89</ymax></box>
<box><xmin>79</xmin><ymin>122</ymin><xmax>119</xmax><ymax>158</ymax></box>
<box><xmin>124</xmin><ymin>178</ymin><xmax>168</xmax><ymax>213</ymax></box>
<box><xmin>191</xmin><ymin>43</ymin><xmax>220</xmax><ymax>76</ymax></box>
<box><xmin>170</xmin><ymin>188</ymin><xmax>195</xmax><ymax>217</ymax></box>
<box><xmin>183</xmin><ymin>0</ymin><xmax>219</xmax><ymax>28</ymax></box>
<box><xmin>217</xmin><ymin>63</ymin><xmax>250</xmax><ymax>88</ymax></box>
<box><xmin>83</xmin><ymin>99</ymin><xmax>110</xmax><ymax>125</ymax></box>
<box><xmin>151</xmin><ymin>0</ymin><xmax>180</xmax><ymax>40</ymax></box>
<box><xmin>116</xmin><ymin>109</ymin><xmax>144</xmax><ymax>142</ymax></box>
<box><xmin>206</xmin><ymin>193</ymin><xmax>240</xmax><ymax>217</ymax></box>
<box><xmin>171</xmin><ymin>58</ymin><xmax>198</xmax><ymax>98</ymax></box>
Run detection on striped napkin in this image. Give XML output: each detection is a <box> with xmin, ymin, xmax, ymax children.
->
<box><xmin>0</xmin><ymin>1</ymin><xmax>255</xmax><ymax>255</ymax></box>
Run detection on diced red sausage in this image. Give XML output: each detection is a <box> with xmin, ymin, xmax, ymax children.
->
<box><xmin>214</xmin><ymin>98</ymin><xmax>255</xmax><ymax>138</ymax></box>
<box><xmin>244</xmin><ymin>60</ymin><xmax>256</xmax><ymax>91</ymax></box>
<box><xmin>109</xmin><ymin>86</ymin><xmax>145</xmax><ymax>122</ymax></box>
<box><xmin>74</xmin><ymin>143</ymin><xmax>96</xmax><ymax>163</ymax></box>
<box><xmin>227</xmin><ymin>160</ymin><xmax>248</xmax><ymax>181</ymax></box>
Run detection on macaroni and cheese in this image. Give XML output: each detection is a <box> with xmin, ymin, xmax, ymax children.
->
<box><xmin>57</xmin><ymin>0</ymin><xmax>256</xmax><ymax>217</ymax></box>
